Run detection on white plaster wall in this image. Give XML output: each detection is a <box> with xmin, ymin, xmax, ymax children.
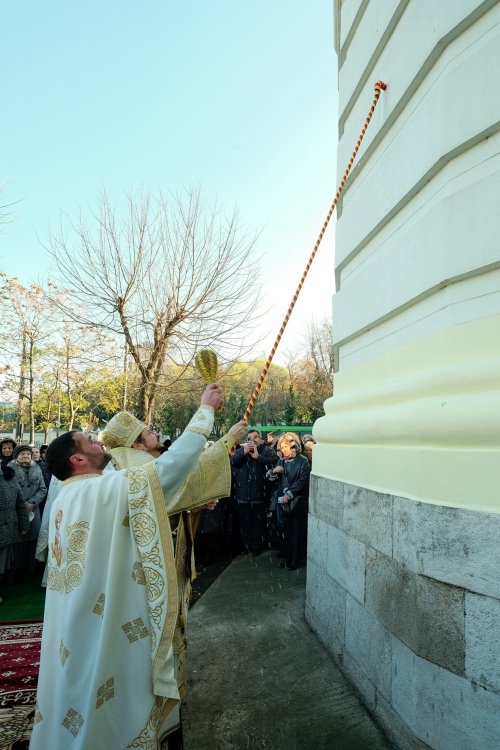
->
<box><xmin>316</xmin><ymin>0</ymin><xmax>500</xmax><ymax>509</ymax></box>
<box><xmin>339</xmin><ymin>271</ymin><xmax>500</xmax><ymax>368</ymax></box>
<box><xmin>338</xmin><ymin>0</ymin><xmax>365</xmax><ymax>51</ymax></box>
<box><xmin>336</xmin><ymin>136</ymin><xmax>500</xmax><ymax>348</ymax></box>
<box><xmin>338</xmin><ymin>0</ymin><xmax>403</xmax><ymax>115</ymax></box>
<box><xmin>334</xmin><ymin>0</ymin><xmax>500</xmax><ymax>367</ymax></box>
<box><xmin>338</xmin><ymin>7</ymin><xmax>500</xmax><ymax>263</ymax></box>
<box><xmin>337</xmin><ymin>0</ymin><xmax>494</xmax><ymax>142</ymax></box>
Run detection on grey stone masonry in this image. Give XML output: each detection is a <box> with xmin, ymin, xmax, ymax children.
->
<box><xmin>465</xmin><ymin>592</ymin><xmax>500</xmax><ymax>694</ymax></box>
<box><xmin>309</xmin><ymin>475</ymin><xmax>344</xmax><ymax>528</ymax></box>
<box><xmin>365</xmin><ymin>550</ymin><xmax>465</xmax><ymax>675</ymax></box>
<box><xmin>344</xmin><ymin>483</ymin><xmax>393</xmax><ymax>557</ymax></box>
<box><xmin>345</xmin><ymin>595</ymin><xmax>392</xmax><ymax>701</ymax></box>
<box><xmin>306</xmin><ymin>474</ymin><xmax>500</xmax><ymax>750</ymax></box>
<box><xmin>327</xmin><ymin>525</ymin><xmax>365</xmax><ymax>604</ymax></box>
<box><xmin>393</xmin><ymin>500</ymin><xmax>500</xmax><ymax>598</ymax></box>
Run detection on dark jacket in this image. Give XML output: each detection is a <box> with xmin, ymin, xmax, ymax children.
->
<box><xmin>266</xmin><ymin>454</ymin><xmax>311</xmax><ymax>509</ymax></box>
<box><xmin>231</xmin><ymin>444</ymin><xmax>278</xmax><ymax>505</ymax></box>
<box><xmin>7</xmin><ymin>460</ymin><xmax>47</xmax><ymax>541</ymax></box>
<box><xmin>35</xmin><ymin>458</ymin><xmax>51</xmax><ymax>489</ymax></box>
<box><xmin>0</xmin><ymin>467</ymin><xmax>30</xmax><ymax>547</ymax></box>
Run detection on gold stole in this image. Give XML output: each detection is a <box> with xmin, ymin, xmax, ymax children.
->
<box><xmin>124</xmin><ymin>438</ymin><xmax>233</xmax><ymax>727</ymax></box>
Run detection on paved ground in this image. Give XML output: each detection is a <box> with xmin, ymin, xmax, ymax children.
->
<box><xmin>182</xmin><ymin>550</ymin><xmax>393</xmax><ymax>750</ymax></box>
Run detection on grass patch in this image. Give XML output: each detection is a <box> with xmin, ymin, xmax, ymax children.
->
<box><xmin>0</xmin><ymin>567</ymin><xmax>45</xmax><ymax>622</ymax></box>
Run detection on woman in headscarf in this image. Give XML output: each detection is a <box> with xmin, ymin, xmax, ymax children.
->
<box><xmin>266</xmin><ymin>433</ymin><xmax>311</xmax><ymax>570</ymax></box>
<box><xmin>0</xmin><ymin>462</ymin><xmax>29</xmax><ymax>601</ymax></box>
<box><xmin>8</xmin><ymin>445</ymin><xmax>47</xmax><ymax>575</ymax></box>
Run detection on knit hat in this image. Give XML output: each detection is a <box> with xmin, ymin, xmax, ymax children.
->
<box><xmin>101</xmin><ymin>411</ymin><xmax>147</xmax><ymax>449</ymax></box>
<box><xmin>13</xmin><ymin>444</ymin><xmax>33</xmax><ymax>460</ymax></box>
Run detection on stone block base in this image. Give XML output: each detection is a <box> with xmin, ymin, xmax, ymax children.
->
<box><xmin>305</xmin><ymin>476</ymin><xmax>500</xmax><ymax>750</ymax></box>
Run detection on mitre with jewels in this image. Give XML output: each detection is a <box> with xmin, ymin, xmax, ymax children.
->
<box><xmin>101</xmin><ymin>411</ymin><xmax>147</xmax><ymax>449</ymax></box>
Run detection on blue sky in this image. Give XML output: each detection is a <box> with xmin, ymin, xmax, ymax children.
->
<box><xmin>1</xmin><ymin>1</ymin><xmax>338</xmax><ymax>362</ymax></box>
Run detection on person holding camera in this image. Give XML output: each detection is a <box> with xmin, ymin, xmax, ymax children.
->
<box><xmin>266</xmin><ymin>434</ymin><xmax>311</xmax><ymax>570</ymax></box>
<box><xmin>231</xmin><ymin>429</ymin><xmax>278</xmax><ymax>556</ymax></box>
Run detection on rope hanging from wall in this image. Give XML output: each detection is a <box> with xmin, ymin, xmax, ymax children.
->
<box><xmin>243</xmin><ymin>80</ymin><xmax>387</xmax><ymax>422</ymax></box>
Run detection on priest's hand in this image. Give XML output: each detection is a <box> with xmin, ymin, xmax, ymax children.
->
<box><xmin>201</xmin><ymin>383</ymin><xmax>223</xmax><ymax>410</ymax></box>
<box><xmin>228</xmin><ymin>420</ymin><xmax>248</xmax><ymax>443</ymax></box>
<box><xmin>203</xmin><ymin>500</ymin><xmax>219</xmax><ymax>510</ymax></box>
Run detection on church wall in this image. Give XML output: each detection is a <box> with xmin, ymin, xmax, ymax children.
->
<box><xmin>306</xmin><ymin>1</ymin><xmax>500</xmax><ymax>747</ymax></box>
<box><xmin>306</xmin><ymin>476</ymin><xmax>500</xmax><ymax>750</ymax></box>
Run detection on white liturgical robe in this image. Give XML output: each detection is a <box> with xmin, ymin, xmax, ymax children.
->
<box><xmin>30</xmin><ymin>406</ymin><xmax>219</xmax><ymax>750</ymax></box>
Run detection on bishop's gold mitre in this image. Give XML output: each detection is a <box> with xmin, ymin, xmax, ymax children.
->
<box><xmin>101</xmin><ymin>411</ymin><xmax>147</xmax><ymax>449</ymax></box>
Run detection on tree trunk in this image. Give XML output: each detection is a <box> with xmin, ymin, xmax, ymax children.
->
<box><xmin>122</xmin><ymin>344</ymin><xmax>128</xmax><ymax>410</ymax></box>
<box><xmin>67</xmin><ymin>388</ymin><xmax>76</xmax><ymax>430</ymax></box>
<box><xmin>16</xmin><ymin>328</ymin><xmax>28</xmax><ymax>441</ymax></box>
<box><xmin>44</xmin><ymin>396</ymin><xmax>53</xmax><ymax>444</ymax></box>
<box><xmin>137</xmin><ymin>379</ymin><xmax>155</xmax><ymax>424</ymax></box>
<box><xmin>28</xmin><ymin>337</ymin><xmax>35</xmax><ymax>444</ymax></box>
<box><xmin>65</xmin><ymin>354</ymin><xmax>76</xmax><ymax>430</ymax></box>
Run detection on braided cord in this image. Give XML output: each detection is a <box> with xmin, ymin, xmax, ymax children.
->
<box><xmin>243</xmin><ymin>80</ymin><xmax>387</xmax><ymax>422</ymax></box>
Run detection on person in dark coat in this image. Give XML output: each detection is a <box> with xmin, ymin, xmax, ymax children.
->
<box><xmin>0</xmin><ymin>463</ymin><xmax>30</xmax><ymax>601</ymax></box>
<box><xmin>267</xmin><ymin>434</ymin><xmax>311</xmax><ymax>570</ymax></box>
<box><xmin>303</xmin><ymin>439</ymin><xmax>314</xmax><ymax>466</ymax></box>
<box><xmin>231</xmin><ymin>429</ymin><xmax>278</xmax><ymax>555</ymax></box>
<box><xmin>31</xmin><ymin>446</ymin><xmax>51</xmax><ymax>488</ymax></box>
<box><xmin>0</xmin><ymin>438</ymin><xmax>17</xmax><ymax>467</ymax></box>
<box><xmin>8</xmin><ymin>445</ymin><xmax>47</xmax><ymax>573</ymax></box>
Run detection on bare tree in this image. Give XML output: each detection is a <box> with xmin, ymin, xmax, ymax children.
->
<box><xmin>279</xmin><ymin>316</ymin><xmax>334</xmax><ymax>423</ymax></box>
<box><xmin>0</xmin><ymin>276</ymin><xmax>56</xmax><ymax>441</ymax></box>
<box><xmin>56</xmin><ymin>323</ymin><xmax>119</xmax><ymax>430</ymax></box>
<box><xmin>0</xmin><ymin>183</ymin><xmax>18</xmax><ymax>228</ymax></box>
<box><xmin>45</xmin><ymin>187</ymin><xmax>261</xmax><ymax>422</ymax></box>
<box><xmin>305</xmin><ymin>316</ymin><xmax>334</xmax><ymax>383</ymax></box>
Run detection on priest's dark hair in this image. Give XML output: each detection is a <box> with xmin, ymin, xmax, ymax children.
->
<box><xmin>45</xmin><ymin>431</ymin><xmax>79</xmax><ymax>481</ymax></box>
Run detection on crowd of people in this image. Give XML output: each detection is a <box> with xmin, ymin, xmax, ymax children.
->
<box><xmin>0</xmin><ymin>427</ymin><xmax>315</xmax><ymax>601</ymax></box>
<box><xmin>197</xmin><ymin>429</ymin><xmax>315</xmax><ymax>571</ymax></box>
<box><xmin>0</xmin><ymin>395</ymin><xmax>315</xmax><ymax>748</ymax></box>
<box><xmin>0</xmin><ymin>438</ymin><xmax>51</xmax><ymax>600</ymax></box>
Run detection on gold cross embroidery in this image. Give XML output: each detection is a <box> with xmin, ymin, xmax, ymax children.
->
<box><xmin>93</xmin><ymin>593</ymin><xmax>105</xmax><ymax>616</ymax></box>
<box><xmin>62</xmin><ymin>708</ymin><xmax>84</xmax><ymax>737</ymax></box>
<box><xmin>59</xmin><ymin>639</ymin><xmax>70</xmax><ymax>666</ymax></box>
<box><xmin>132</xmin><ymin>562</ymin><xmax>146</xmax><ymax>585</ymax></box>
<box><xmin>96</xmin><ymin>676</ymin><xmax>115</xmax><ymax>709</ymax></box>
<box><xmin>122</xmin><ymin>617</ymin><xmax>149</xmax><ymax>643</ymax></box>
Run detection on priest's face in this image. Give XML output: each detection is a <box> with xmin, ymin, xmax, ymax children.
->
<box><xmin>73</xmin><ymin>433</ymin><xmax>112</xmax><ymax>471</ymax></box>
<box><xmin>136</xmin><ymin>427</ymin><xmax>161</xmax><ymax>455</ymax></box>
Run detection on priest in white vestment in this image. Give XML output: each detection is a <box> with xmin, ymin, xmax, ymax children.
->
<box><xmin>35</xmin><ymin>475</ymin><xmax>63</xmax><ymax>585</ymax></box>
<box><xmin>100</xmin><ymin>408</ymin><xmax>238</xmax><ymax>738</ymax></box>
<box><xmin>30</xmin><ymin>384</ymin><xmax>246</xmax><ymax>750</ymax></box>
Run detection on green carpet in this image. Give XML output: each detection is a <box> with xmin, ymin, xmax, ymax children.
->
<box><xmin>0</xmin><ymin>568</ymin><xmax>46</xmax><ymax>621</ymax></box>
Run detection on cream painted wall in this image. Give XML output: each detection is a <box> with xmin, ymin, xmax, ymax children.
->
<box><xmin>319</xmin><ymin>0</ymin><xmax>500</xmax><ymax>510</ymax></box>
<box><xmin>314</xmin><ymin>314</ymin><xmax>500</xmax><ymax>511</ymax></box>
